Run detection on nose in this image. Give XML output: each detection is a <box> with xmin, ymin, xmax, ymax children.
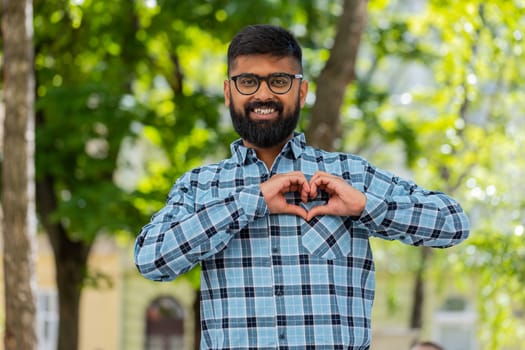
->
<box><xmin>254</xmin><ymin>79</ymin><xmax>274</xmax><ymax>99</ymax></box>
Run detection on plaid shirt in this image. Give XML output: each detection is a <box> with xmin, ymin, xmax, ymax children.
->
<box><xmin>135</xmin><ymin>133</ymin><xmax>469</xmax><ymax>349</ymax></box>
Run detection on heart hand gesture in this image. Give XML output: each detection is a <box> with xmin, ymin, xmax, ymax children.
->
<box><xmin>260</xmin><ymin>171</ymin><xmax>366</xmax><ymax>221</ymax></box>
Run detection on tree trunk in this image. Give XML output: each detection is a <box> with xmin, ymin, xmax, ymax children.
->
<box><xmin>301</xmin><ymin>0</ymin><xmax>431</xmax><ymax>333</ymax></box>
<box><xmin>305</xmin><ymin>0</ymin><xmax>368</xmax><ymax>150</ymax></box>
<box><xmin>409</xmin><ymin>246</ymin><xmax>432</xmax><ymax>329</ymax></box>
<box><xmin>54</xmin><ymin>240</ymin><xmax>91</xmax><ymax>350</ymax></box>
<box><xmin>1</xmin><ymin>0</ymin><xmax>38</xmax><ymax>349</ymax></box>
<box><xmin>193</xmin><ymin>290</ymin><xmax>201</xmax><ymax>350</ymax></box>
<box><xmin>36</xmin><ymin>174</ymin><xmax>92</xmax><ymax>350</ymax></box>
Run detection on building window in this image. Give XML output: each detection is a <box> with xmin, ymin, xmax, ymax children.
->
<box><xmin>433</xmin><ymin>296</ymin><xmax>477</xmax><ymax>350</ymax></box>
<box><xmin>145</xmin><ymin>296</ymin><xmax>185</xmax><ymax>350</ymax></box>
<box><xmin>36</xmin><ymin>290</ymin><xmax>59</xmax><ymax>350</ymax></box>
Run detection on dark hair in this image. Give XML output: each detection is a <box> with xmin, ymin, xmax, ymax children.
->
<box><xmin>227</xmin><ymin>24</ymin><xmax>302</xmax><ymax>75</ymax></box>
<box><xmin>412</xmin><ymin>341</ymin><xmax>444</xmax><ymax>350</ymax></box>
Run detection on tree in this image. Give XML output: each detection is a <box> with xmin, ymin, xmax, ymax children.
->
<box><xmin>33</xmin><ymin>1</ymin><xmax>148</xmax><ymax>348</ymax></box>
<box><xmin>306</xmin><ymin>0</ymin><xmax>368</xmax><ymax>150</ymax></box>
<box><xmin>349</xmin><ymin>1</ymin><xmax>525</xmax><ymax>348</ymax></box>
<box><xmin>1</xmin><ymin>0</ymin><xmax>37</xmax><ymax>349</ymax></box>
<box><xmin>28</xmin><ymin>1</ymin><xmax>344</xmax><ymax>349</ymax></box>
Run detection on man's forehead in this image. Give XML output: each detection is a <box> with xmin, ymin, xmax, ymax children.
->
<box><xmin>230</xmin><ymin>54</ymin><xmax>300</xmax><ymax>73</ymax></box>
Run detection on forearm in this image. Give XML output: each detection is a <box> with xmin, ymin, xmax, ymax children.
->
<box><xmin>134</xmin><ymin>185</ymin><xmax>268</xmax><ymax>281</ymax></box>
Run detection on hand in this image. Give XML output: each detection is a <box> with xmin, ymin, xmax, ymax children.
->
<box><xmin>260</xmin><ymin>171</ymin><xmax>366</xmax><ymax>221</ymax></box>
<box><xmin>306</xmin><ymin>171</ymin><xmax>366</xmax><ymax>221</ymax></box>
<box><xmin>260</xmin><ymin>171</ymin><xmax>310</xmax><ymax>220</ymax></box>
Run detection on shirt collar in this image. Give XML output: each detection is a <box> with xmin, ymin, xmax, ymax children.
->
<box><xmin>230</xmin><ymin>132</ymin><xmax>306</xmax><ymax>165</ymax></box>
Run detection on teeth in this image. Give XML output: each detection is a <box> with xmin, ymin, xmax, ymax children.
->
<box><xmin>254</xmin><ymin>108</ymin><xmax>274</xmax><ymax>115</ymax></box>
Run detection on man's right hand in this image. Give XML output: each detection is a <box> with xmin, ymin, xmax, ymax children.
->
<box><xmin>260</xmin><ymin>171</ymin><xmax>310</xmax><ymax>220</ymax></box>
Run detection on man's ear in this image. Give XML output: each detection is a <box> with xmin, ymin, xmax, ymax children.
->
<box><xmin>224</xmin><ymin>80</ymin><xmax>231</xmax><ymax>107</ymax></box>
<box><xmin>299</xmin><ymin>79</ymin><xmax>308</xmax><ymax>108</ymax></box>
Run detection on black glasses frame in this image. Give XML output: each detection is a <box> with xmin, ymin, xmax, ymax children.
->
<box><xmin>230</xmin><ymin>72</ymin><xmax>303</xmax><ymax>95</ymax></box>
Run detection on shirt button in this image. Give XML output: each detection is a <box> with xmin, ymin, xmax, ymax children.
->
<box><xmin>272</xmin><ymin>247</ymin><xmax>278</xmax><ymax>253</ymax></box>
<box><xmin>279</xmin><ymin>332</ymin><xmax>286</xmax><ymax>340</ymax></box>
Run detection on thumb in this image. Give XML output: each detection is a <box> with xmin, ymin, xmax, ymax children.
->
<box><xmin>284</xmin><ymin>204</ymin><xmax>308</xmax><ymax>221</ymax></box>
<box><xmin>306</xmin><ymin>204</ymin><xmax>331</xmax><ymax>221</ymax></box>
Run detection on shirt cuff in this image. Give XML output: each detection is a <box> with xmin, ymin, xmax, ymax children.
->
<box><xmin>358</xmin><ymin>192</ymin><xmax>388</xmax><ymax>228</ymax></box>
<box><xmin>237</xmin><ymin>185</ymin><xmax>269</xmax><ymax>220</ymax></box>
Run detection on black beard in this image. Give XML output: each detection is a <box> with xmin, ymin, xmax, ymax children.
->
<box><xmin>229</xmin><ymin>98</ymin><xmax>300</xmax><ymax>148</ymax></box>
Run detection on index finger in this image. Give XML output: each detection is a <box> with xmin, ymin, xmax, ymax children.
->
<box><xmin>281</xmin><ymin>173</ymin><xmax>310</xmax><ymax>202</ymax></box>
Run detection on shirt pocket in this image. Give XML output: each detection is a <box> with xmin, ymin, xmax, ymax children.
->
<box><xmin>300</xmin><ymin>215</ymin><xmax>352</xmax><ymax>260</ymax></box>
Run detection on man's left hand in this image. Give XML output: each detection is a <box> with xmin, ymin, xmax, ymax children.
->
<box><xmin>306</xmin><ymin>171</ymin><xmax>366</xmax><ymax>221</ymax></box>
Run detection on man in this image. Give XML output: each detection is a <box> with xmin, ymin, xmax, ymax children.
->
<box><xmin>411</xmin><ymin>341</ymin><xmax>445</xmax><ymax>350</ymax></box>
<box><xmin>134</xmin><ymin>24</ymin><xmax>469</xmax><ymax>349</ymax></box>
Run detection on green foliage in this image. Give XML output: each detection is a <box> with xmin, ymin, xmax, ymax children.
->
<box><xmin>355</xmin><ymin>1</ymin><xmax>525</xmax><ymax>348</ymax></box>
<box><xmin>25</xmin><ymin>0</ymin><xmax>344</xmax><ymax>307</ymax></box>
<box><xmin>33</xmin><ymin>0</ymin><xmax>148</xmax><ymax>241</ymax></box>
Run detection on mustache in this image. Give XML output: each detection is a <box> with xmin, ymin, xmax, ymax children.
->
<box><xmin>245</xmin><ymin>100</ymin><xmax>283</xmax><ymax>112</ymax></box>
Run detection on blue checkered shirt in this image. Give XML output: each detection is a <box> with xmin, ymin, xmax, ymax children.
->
<box><xmin>134</xmin><ymin>133</ymin><xmax>469</xmax><ymax>349</ymax></box>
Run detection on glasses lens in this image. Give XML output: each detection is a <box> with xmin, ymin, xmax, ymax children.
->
<box><xmin>235</xmin><ymin>74</ymin><xmax>259</xmax><ymax>94</ymax></box>
<box><xmin>268</xmin><ymin>74</ymin><xmax>292</xmax><ymax>94</ymax></box>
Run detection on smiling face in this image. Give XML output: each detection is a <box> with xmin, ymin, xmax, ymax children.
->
<box><xmin>224</xmin><ymin>54</ymin><xmax>308</xmax><ymax>149</ymax></box>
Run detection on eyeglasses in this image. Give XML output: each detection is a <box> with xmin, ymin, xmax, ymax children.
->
<box><xmin>230</xmin><ymin>72</ymin><xmax>303</xmax><ymax>95</ymax></box>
